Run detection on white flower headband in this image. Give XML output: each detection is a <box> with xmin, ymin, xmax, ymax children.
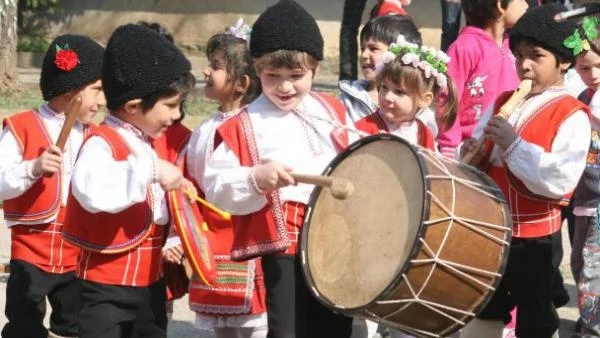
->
<box><xmin>377</xmin><ymin>34</ymin><xmax>451</xmax><ymax>90</ymax></box>
<box><xmin>227</xmin><ymin>18</ymin><xmax>252</xmax><ymax>44</ymax></box>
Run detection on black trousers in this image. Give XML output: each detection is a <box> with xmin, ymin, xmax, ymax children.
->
<box><xmin>78</xmin><ymin>278</ymin><xmax>167</xmax><ymax>338</ymax></box>
<box><xmin>478</xmin><ymin>232</ymin><xmax>560</xmax><ymax>338</ymax></box>
<box><xmin>2</xmin><ymin>259</ymin><xmax>80</xmax><ymax>338</ymax></box>
<box><xmin>439</xmin><ymin>0</ymin><xmax>462</xmax><ymax>52</ymax></box>
<box><xmin>339</xmin><ymin>0</ymin><xmax>368</xmax><ymax>81</ymax></box>
<box><xmin>261</xmin><ymin>254</ymin><xmax>353</xmax><ymax>338</ymax></box>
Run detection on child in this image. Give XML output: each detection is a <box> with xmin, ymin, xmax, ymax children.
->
<box><xmin>459</xmin><ymin>4</ymin><xmax>591</xmax><ymax>337</ymax></box>
<box><xmin>202</xmin><ymin>1</ymin><xmax>354</xmax><ymax>336</ymax></box>
<box><xmin>185</xmin><ymin>21</ymin><xmax>267</xmax><ymax>338</ymax></box>
<box><xmin>356</xmin><ymin>35</ymin><xmax>458</xmax><ymax>151</ymax></box>
<box><xmin>437</xmin><ymin>0</ymin><xmax>528</xmax><ymax>158</ymax></box>
<box><xmin>0</xmin><ymin>34</ymin><xmax>104</xmax><ymax>338</ymax></box>
<box><xmin>61</xmin><ymin>24</ymin><xmax>195</xmax><ymax>337</ymax></box>
<box><xmin>568</xmin><ymin>15</ymin><xmax>600</xmax><ymax>337</ymax></box>
<box><xmin>339</xmin><ymin>15</ymin><xmax>438</xmax><ymax>136</ymax></box>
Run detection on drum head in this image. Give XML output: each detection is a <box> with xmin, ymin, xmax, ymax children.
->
<box><xmin>301</xmin><ymin>135</ymin><xmax>427</xmax><ymax>310</ymax></box>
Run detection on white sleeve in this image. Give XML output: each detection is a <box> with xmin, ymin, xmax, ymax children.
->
<box><xmin>71</xmin><ymin>136</ymin><xmax>157</xmax><ymax>214</ymax></box>
<box><xmin>202</xmin><ymin>142</ymin><xmax>268</xmax><ymax>215</ymax></box>
<box><xmin>503</xmin><ymin>110</ymin><xmax>590</xmax><ymax>198</ymax></box>
<box><xmin>0</xmin><ymin>127</ymin><xmax>39</xmax><ymax>200</ymax></box>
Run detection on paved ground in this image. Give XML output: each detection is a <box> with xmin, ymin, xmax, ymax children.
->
<box><xmin>0</xmin><ymin>207</ymin><xmax>582</xmax><ymax>337</ymax></box>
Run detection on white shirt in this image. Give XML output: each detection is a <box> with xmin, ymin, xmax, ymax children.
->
<box><xmin>471</xmin><ymin>87</ymin><xmax>590</xmax><ymax>200</ymax></box>
<box><xmin>71</xmin><ymin>114</ymin><xmax>168</xmax><ymax>225</ymax></box>
<box><xmin>0</xmin><ymin>105</ymin><xmax>85</xmax><ymax>227</ymax></box>
<box><xmin>203</xmin><ymin>94</ymin><xmax>353</xmax><ymax>215</ymax></box>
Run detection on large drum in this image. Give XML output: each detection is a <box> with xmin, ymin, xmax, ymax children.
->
<box><xmin>300</xmin><ymin>134</ymin><xmax>511</xmax><ymax>337</ymax></box>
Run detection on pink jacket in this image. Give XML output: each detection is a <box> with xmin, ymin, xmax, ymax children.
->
<box><xmin>437</xmin><ymin>26</ymin><xmax>519</xmax><ymax>158</ymax></box>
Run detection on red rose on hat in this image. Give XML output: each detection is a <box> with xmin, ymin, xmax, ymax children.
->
<box><xmin>54</xmin><ymin>46</ymin><xmax>79</xmax><ymax>72</ymax></box>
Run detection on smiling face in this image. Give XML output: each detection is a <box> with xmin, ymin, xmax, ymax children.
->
<box><xmin>125</xmin><ymin>92</ymin><xmax>185</xmax><ymax>138</ymax></box>
<box><xmin>203</xmin><ymin>50</ymin><xmax>235</xmax><ymax>104</ymax></box>
<box><xmin>258</xmin><ymin>65</ymin><xmax>316</xmax><ymax>111</ymax></box>
<box><xmin>72</xmin><ymin>79</ymin><xmax>106</xmax><ymax>124</ymax></box>
<box><xmin>360</xmin><ymin>38</ymin><xmax>389</xmax><ymax>83</ymax></box>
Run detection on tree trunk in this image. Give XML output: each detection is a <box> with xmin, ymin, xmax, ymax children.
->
<box><xmin>0</xmin><ymin>0</ymin><xmax>19</xmax><ymax>90</ymax></box>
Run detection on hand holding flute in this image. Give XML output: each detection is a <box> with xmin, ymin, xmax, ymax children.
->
<box><xmin>461</xmin><ymin>79</ymin><xmax>532</xmax><ymax>166</ymax></box>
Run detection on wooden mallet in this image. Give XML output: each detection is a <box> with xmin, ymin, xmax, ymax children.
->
<box><xmin>56</xmin><ymin>97</ymin><xmax>82</xmax><ymax>151</ymax></box>
<box><xmin>291</xmin><ymin>173</ymin><xmax>354</xmax><ymax>200</ymax></box>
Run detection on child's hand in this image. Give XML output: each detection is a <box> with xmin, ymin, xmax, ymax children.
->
<box><xmin>460</xmin><ymin>138</ymin><xmax>479</xmax><ymax>159</ymax></box>
<box><xmin>158</xmin><ymin>159</ymin><xmax>184</xmax><ymax>191</ymax></box>
<box><xmin>252</xmin><ymin>161</ymin><xmax>295</xmax><ymax>192</ymax></box>
<box><xmin>163</xmin><ymin>245</ymin><xmax>184</xmax><ymax>265</ymax></box>
<box><xmin>182</xmin><ymin>178</ymin><xmax>198</xmax><ymax>202</ymax></box>
<box><xmin>32</xmin><ymin>145</ymin><xmax>62</xmax><ymax>177</ymax></box>
<box><xmin>484</xmin><ymin>116</ymin><xmax>518</xmax><ymax>150</ymax></box>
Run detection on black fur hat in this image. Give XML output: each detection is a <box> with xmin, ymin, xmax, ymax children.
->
<box><xmin>102</xmin><ymin>24</ymin><xmax>192</xmax><ymax>110</ymax></box>
<box><xmin>250</xmin><ymin>0</ymin><xmax>324</xmax><ymax>60</ymax></box>
<box><xmin>40</xmin><ymin>35</ymin><xmax>104</xmax><ymax>101</ymax></box>
<box><xmin>509</xmin><ymin>3</ymin><xmax>578</xmax><ymax>62</ymax></box>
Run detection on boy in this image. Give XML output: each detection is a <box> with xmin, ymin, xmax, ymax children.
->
<box><xmin>61</xmin><ymin>24</ymin><xmax>195</xmax><ymax>338</ymax></box>
<box><xmin>0</xmin><ymin>34</ymin><xmax>104</xmax><ymax>338</ymax></box>
<box><xmin>459</xmin><ymin>4</ymin><xmax>591</xmax><ymax>337</ymax></box>
<box><xmin>339</xmin><ymin>15</ymin><xmax>438</xmax><ymax>136</ymax></box>
<box><xmin>203</xmin><ymin>1</ymin><xmax>354</xmax><ymax>336</ymax></box>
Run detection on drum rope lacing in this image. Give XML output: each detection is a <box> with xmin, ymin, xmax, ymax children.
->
<box><xmin>365</xmin><ymin>151</ymin><xmax>512</xmax><ymax>338</ymax></box>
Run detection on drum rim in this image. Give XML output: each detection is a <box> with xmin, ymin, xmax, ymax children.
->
<box><xmin>299</xmin><ymin>133</ymin><xmax>431</xmax><ymax>312</ymax></box>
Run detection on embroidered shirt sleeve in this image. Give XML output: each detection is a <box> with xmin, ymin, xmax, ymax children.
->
<box><xmin>71</xmin><ymin>136</ymin><xmax>152</xmax><ymax>214</ymax></box>
<box><xmin>504</xmin><ymin>111</ymin><xmax>590</xmax><ymax>198</ymax></box>
<box><xmin>0</xmin><ymin>127</ymin><xmax>39</xmax><ymax>200</ymax></box>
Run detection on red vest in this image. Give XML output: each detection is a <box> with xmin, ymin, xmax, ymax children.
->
<box><xmin>2</xmin><ymin>111</ymin><xmax>61</xmax><ymax>222</ymax></box>
<box><xmin>355</xmin><ymin>110</ymin><xmax>436</xmax><ymax>151</ymax></box>
<box><xmin>215</xmin><ymin>92</ymin><xmax>349</xmax><ymax>260</ymax></box>
<box><xmin>62</xmin><ymin>125</ymin><xmax>163</xmax><ymax>286</ymax></box>
<box><xmin>153</xmin><ymin>121</ymin><xmax>191</xmax><ymax>164</ymax></box>
<box><xmin>486</xmin><ymin>92</ymin><xmax>590</xmax><ymax>238</ymax></box>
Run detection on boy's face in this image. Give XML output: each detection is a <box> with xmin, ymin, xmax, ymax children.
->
<box><xmin>259</xmin><ymin>65</ymin><xmax>315</xmax><ymax>111</ymax></box>
<box><xmin>502</xmin><ymin>0</ymin><xmax>528</xmax><ymax>29</ymax></box>
<box><xmin>130</xmin><ymin>93</ymin><xmax>184</xmax><ymax>138</ymax></box>
<box><xmin>514</xmin><ymin>41</ymin><xmax>571</xmax><ymax>94</ymax></box>
<box><xmin>74</xmin><ymin>79</ymin><xmax>105</xmax><ymax>124</ymax></box>
<box><xmin>360</xmin><ymin>38</ymin><xmax>389</xmax><ymax>83</ymax></box>
<box><xmin>576</xmin><ymin>49</ymin><xmax>600</xmax><ymax>91</ymax></box>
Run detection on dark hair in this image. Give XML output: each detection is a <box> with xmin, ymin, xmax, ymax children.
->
<box><xmin>137</xmin><ymin>21</ymin><xmax>174</xmax><ymax>44</ymax></box>
<box><xmin>377</xmin><ymin>56</ymin><xmax>458</xmax><ymax>130</ymax></box>
<box><xmin>207</xmin><ymin>33</ymin><xmax>261</xmax><ymax>105</ymax></box>
<box><xmin>462</xmin><ymin>0</ymin><xmax>512</xmax><ymax>28</ymax></box>
<box><xmin>360</xmin><ymin>15</ymin><xmax>422</xmax><ymax>47</ymax></box>
<box><xmin>140</xmin><ymin>72</ymin><xmax>196</xmax><ymax>113</ymax></box>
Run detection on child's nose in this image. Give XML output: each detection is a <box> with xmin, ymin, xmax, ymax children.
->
<box><xmin>203</xmin><ymin>68</ymin><xmax>211</xmax><ymax>77</ymax></box>
<box><xmin>279</xmin><ymin>80</ymin><xmax>293</xmax><ymax>92</ymax></box>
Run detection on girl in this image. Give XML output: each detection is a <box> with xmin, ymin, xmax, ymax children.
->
<box><xmin>185</xmin><ymin>19</ymin><xmax>267</xmax><ymax>338</ymax></box>
<box><xmin>356</xmin><ymin>34</ymin><xmax>458</xmax><ymax>153</ymax></box>
<box><xmin>355</xmin><ymin>35</ymin><xmax>457</xmax><ymax>338</ymax></box>
<box><xmin>437</xmin><ymin>0</ymin><xmax>528</xmax><ymax>158</ymax></box>
<box><xmin>568</xmin><ymin>15</ymin><xmax>600</xmax><ymax>337</ymax></box>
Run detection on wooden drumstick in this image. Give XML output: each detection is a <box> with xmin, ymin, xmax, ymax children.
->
<box><xmin>56</xmin><ymin>97</ymin><xmax>82</xmax><ymax>151</ymax></box>
<box><xmin>184</xmin><ymin>190</ymin><xmax>232</xmax><ymax>221</ymax></box>
<box><xmin>462</xmin><ymin>79</ymin><xmax>532</xmax><ymax>166</ymax></box>
<box><xmin>291</xmin><ymin>173</ymin><xmax>354</xmax><ymax>200</ymax></box>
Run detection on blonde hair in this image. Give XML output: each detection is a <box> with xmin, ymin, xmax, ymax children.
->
<box><xmin>377</xmin><ymin>57</ymin><xmax>458</xmax><ymax>130</ymax></box>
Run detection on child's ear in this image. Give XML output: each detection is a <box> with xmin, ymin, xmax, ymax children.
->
<box><xmin>311</xmin><ymin>65</ymin><xmax>320</xmax><ymax>79</ymax></box>
<box><xmin>123</xmin><ymin>99</ymin><xmax>142</xmax><ymax>115</ymax></box>
<box><xmin>418</xmin><ymin>91</ymin><xmax>434</xmax><ymax>108</ymax></box>
<box><xmin>235</xmin><ymin>75</ymin><xmax>251</xmax><ymax>95</ymax></box>
<box><xmin>495</xmin><ymin>0</ymin><xmax>505</xmax><ymax>16</ymax></box>
<box><xmin>559</xmin><ymin>60</ymin><xmax>572</xmax><ymax>74</ymax></box>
